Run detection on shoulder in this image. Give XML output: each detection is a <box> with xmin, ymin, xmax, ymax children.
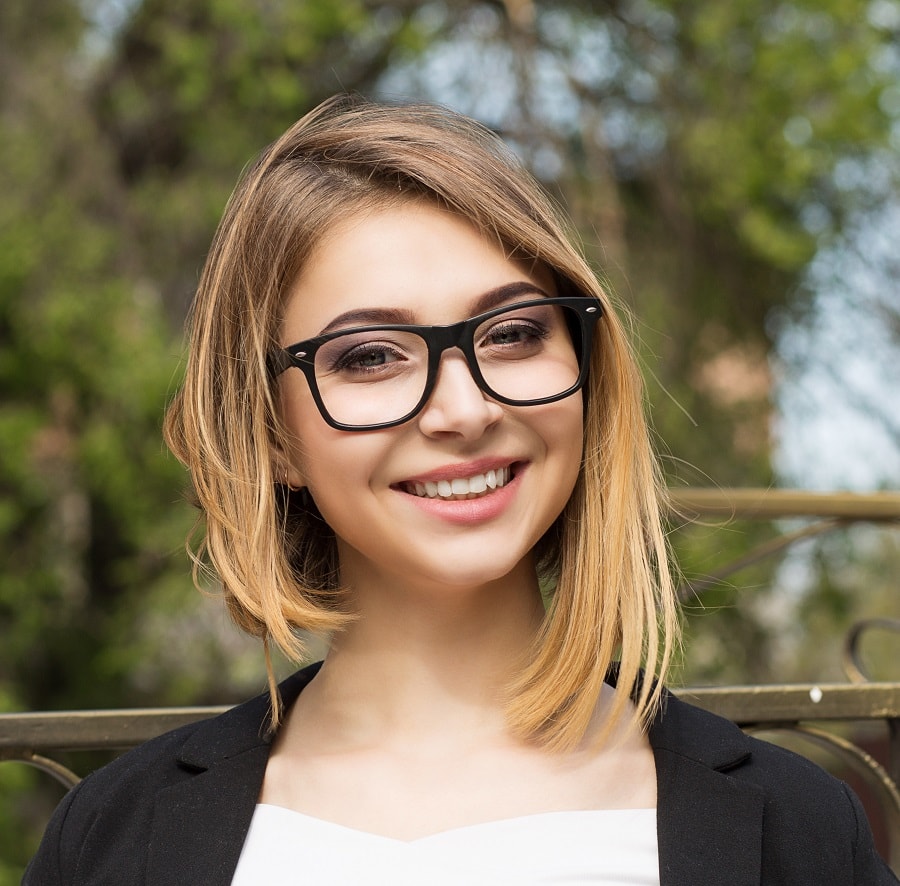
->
<box><xmin>24</xmin><ymin>709</ymin><xmax>256</xmax><ymax>885</ymax></box>
<box><xmin>23</xmin><ymin>718</ymin><xmax>217</xmax><ymax>884</ymax></box>
<box><xmin>652</xmin><ymin>688</ymin><xmax>847</xmax><ymax>801</ymax></box>
<box><xmin>24</xmin><ymin>667</ymin><xmax>319</xmax><ymax>885</ymax></box>
<box><xmin>52</xmin><ymin>683</ymin><xmax>270</xmax><ymax>823</ymax></box>
<box><xmin>652</xmin><ymin>690</ymin><xmax>898</xmax><ymax>883</ymax></box>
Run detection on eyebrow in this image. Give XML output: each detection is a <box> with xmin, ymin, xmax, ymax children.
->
<box><xmin>316</xmin><ymin>281</ymin><xmax>550</xmax><ymax>336</ymax></box>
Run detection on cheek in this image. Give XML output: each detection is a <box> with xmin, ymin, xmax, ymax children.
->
<box><xmin>551</xmin><ymin>400</ymin><xmax>586</xmax><ymax>512</ymax></box>
<box><xmin>278</xmin><ymin>379</ymin><xmax>327</xmax><ymax>487</ymax></box>
<box><xmin>525</xmin><ymin>395</ymin><xmax>584</xmax><ymax>515</ymax></box>
<box><xmin>550</xmin><ymin>395</ymin><xmax>585</xmax><ymax>466</ymax></box>
<box><xmin>284</xmin><ymin>419</ymin><xmax>385</xmax><ymax>513</ymax></box>
<box><xmin>277</xmin><ymin>378</ymin><xmax>330</xmax><ymax>485</ymax></box>
<box><xmin>548</xmin><ymin>404</ymin><xmax>585</xmax><ymax>541</ymax></box>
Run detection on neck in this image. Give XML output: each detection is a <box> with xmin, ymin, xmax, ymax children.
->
<box><xmin>285</xmin><ymin>561</ymin><xmax>546</xmax><ymax>752</ymax></box>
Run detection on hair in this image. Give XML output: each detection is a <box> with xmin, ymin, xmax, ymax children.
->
<box><xmin>164</xmin><ymin>94</ymin><xmax>680</xmax><ymax>752</ymax></box>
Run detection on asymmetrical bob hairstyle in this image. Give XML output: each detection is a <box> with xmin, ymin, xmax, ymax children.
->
<box><xmin>164</xmin><ymin>95</ymin><xmax>679</xmax><ymax>751</ymax></box>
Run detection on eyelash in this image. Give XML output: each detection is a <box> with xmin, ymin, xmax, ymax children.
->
<box><xmin>480</xmin><ymin>319</ymin><xmax>549</xmax><ymax>347</ymax></box>
<box><xmin>329</xmin><ymin>343</ymin><xmax>406</xmax><ymax>373</ymax></box>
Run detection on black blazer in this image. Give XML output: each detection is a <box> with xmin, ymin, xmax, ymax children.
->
<box><xmin>25</xmin><ymin>664</ymin><xmax>898</xmax><ymax>885</ymax></box>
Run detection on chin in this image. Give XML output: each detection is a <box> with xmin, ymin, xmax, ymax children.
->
<box><xmin>407</xmin><ymin>550</ymin><xmax>538</xmax><ymax>594</ymax></box>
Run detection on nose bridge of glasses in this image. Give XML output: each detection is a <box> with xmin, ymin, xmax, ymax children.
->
<box><xmin>425</xmin><ymin>315</ymin><xmax>485</xmax><ymax>384</ymax></box>
<box><xmin>415</xmin><ymin>316</ymin><xmax>485</xmax><ymax>404</ymax></box>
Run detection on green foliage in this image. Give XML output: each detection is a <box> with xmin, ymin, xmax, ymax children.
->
<box><xmin>663</xmin><ymin>0</ymin><xmax>890</xmax><ymax>262</ymax></box>
<box><xmin>0</xmin><ymin>764</ymin><xmax>42</xmax><ymax>886</ymax></box>
<box><xmin>674</xmin><ymin>516</ymin><xmax>787</xmax><ymax>684</ymax></box>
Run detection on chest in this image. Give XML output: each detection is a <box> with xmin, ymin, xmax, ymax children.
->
<box><xmin>258</xmin><ymin>736</ymin><xmax>657</xmax><ymax>841</ymax></box>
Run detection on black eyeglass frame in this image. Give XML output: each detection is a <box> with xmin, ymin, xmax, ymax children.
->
<box><xmin>269</xmin><ymin>295</ymin><xmax>603</xmax><ymax>432</ymax></box>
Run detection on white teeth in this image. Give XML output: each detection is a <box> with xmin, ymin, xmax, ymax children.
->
<box><xmin>406</xmin><ymin>466</ymin><xmax>512</xmax><ymax>500</ymax></box>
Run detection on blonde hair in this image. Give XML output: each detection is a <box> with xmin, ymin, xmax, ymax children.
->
<box><xmin>164</xmin><ymin>95</ymin><xmax>679</xmax><ymax>751</ymax></box>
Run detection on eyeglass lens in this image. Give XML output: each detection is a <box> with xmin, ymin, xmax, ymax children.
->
<box><xmin>311</xmin><ymin>301</ymin><xmax>583</xmax><ymax>428</ymax></box>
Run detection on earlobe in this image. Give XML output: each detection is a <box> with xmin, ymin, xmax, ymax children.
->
<box><xmin>284</xmin><ymin>466</ymin><xmax>304</xmax><ymax>491</ymax></box>
<box><xmin>271</xmin><ymin>446</ymin><xmax>305</xmax><ymax>490</ymax></box>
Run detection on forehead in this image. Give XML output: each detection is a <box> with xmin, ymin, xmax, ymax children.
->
<box><xmin>280</xmin><ymin>203</ymin><xmax>554</xmax><ymax>342</ymax></box>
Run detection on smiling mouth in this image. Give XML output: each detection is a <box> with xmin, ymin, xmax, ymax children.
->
<box><xmin>402</xmin><ymin>465</ymin><xmax>514</xmax><ymax>501</ymax></box>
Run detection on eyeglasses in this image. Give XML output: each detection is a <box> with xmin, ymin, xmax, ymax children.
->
<box><xmin>269</xmin><ymin>296</ymin><xmax>602</xmax><ymax>431</ymax></box>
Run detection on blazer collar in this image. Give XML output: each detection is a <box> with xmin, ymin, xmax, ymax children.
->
<box><xmin>174</xmin><ymin>665</ymin><xmax>321</xmax><ymax>771</ymax></box>
<box><xmin>146</xmin><ymin>666</ymin><xmax>322</xmax><ymax>885</ymax></box>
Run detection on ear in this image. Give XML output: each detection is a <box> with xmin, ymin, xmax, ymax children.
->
<box><xmin>270</xmin><ymin>439</ymin><xmax>305</xmax><ymax>490</ymax></box>
<box><xmin>270</xmin><ymin>380</ymin><xmax>307</xmax><ymax>488</ymax></box>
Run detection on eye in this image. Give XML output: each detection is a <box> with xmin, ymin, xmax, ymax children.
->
<box><xmin>480</xmin><ymin>319</ymin><xmax>549</xmax><ymax>350</ymax></box>
<box><xmin>330</xmin><ymin>342</ymin><xmax>406</xmax><ymax>373</ymax></box>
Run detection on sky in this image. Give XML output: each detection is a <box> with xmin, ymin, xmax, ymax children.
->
<box><xmin>774</xmin><ymin>202</ymin><xmax>900</xmax><ymax>490</ymax></box>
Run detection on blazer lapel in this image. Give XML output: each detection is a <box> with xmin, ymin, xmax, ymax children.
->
<box><xmin>655</xmin><ymin>748</ymin><xmax>765</xmax><ymax>885</ymax></box>
<box><xmin>144</xmin><ymin>666</ymin><xmax>321</xmax><ymax>886</ymax></box>
<box><xmin>651</xmin><ymin>692</ymin><xmax>765</xmax><ymax>886</ymax></box>
<box><xmin>146</xmin><ymin>744</ymin><xmax>270</xmax><ymax>886</ymax></box>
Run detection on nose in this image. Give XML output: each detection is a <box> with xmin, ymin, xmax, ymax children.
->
<box><xmin>416</xmin><ymin>350</ymin><xmax>503</xmax><ymax>440</ymax></box>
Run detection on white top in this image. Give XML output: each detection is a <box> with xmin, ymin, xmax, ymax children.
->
<box><xmin>231</xmin><ymin>803</ymin><xmax>659</xmax><ymax>885</ymax></box>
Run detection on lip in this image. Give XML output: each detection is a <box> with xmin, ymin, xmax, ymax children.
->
<box><xmin>396</xmin><ymin>457</ymin><xmax>523</xmax><ymax>486</ymax></box>
<box><xmin>392</xmin><ymin>461</ymin><xmax>527</xmax><ymax>526</ymax></box>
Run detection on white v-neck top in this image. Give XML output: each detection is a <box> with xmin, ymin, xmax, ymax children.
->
<box><xmin>231</xmin><ymin>803</ymin><xmax>659</xmax><ymax>885</ymax></box>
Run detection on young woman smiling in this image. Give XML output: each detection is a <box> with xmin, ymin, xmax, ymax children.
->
<box><xmin>26</xmin><ymin>97</ymin><xmax>897</xmax><ymax>885</ymax></box>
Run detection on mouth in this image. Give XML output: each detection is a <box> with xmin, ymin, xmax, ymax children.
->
<box><xmin>400</xmin><ymin>464</ymin><xmax>517</xmax><ymax>501</ymax></box>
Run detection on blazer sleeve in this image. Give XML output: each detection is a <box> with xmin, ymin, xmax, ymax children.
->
<box><xmin>22</xmin><ymin>775</ymin><xmax>93</xmax><ymax>886</ymax></box>
<box><xmin>844</xmin><ymin>781</ymin><xmax>899</xmax><ymax>884</ymax></box>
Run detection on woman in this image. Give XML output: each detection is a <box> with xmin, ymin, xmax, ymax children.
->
<box><xmin>26</xmin><ymin>96</ymin><xmax>896</xmax><ymax>884</ymax></box>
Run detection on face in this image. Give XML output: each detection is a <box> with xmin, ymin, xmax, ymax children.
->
<box><xmin>276</xmin><ymin>202</ymin><xmax>584</xmax><ymax>600</ymax></box>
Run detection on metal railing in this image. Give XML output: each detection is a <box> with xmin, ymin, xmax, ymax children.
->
<box><xmin>668</xmin><ymin>488</ymin><xmax>900</xmax><ymax>599</ymax></box>
<box><xmin>669</xmin><ymin>488</ymin><xmax>900</xmax><ymax>520</ymax></box>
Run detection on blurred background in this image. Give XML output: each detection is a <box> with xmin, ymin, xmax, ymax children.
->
<box><xmin>1</xmin><ymin>0</ymin><xmax>899</xmax><ymax>878</ymax></box>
